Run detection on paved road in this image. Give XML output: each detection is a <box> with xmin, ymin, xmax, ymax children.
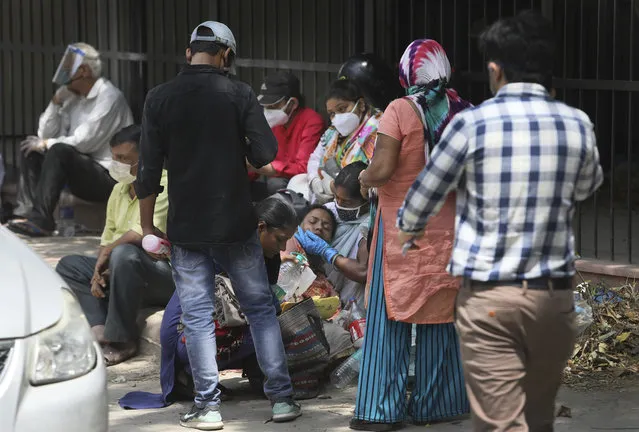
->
<box><xmin>107</xmin><ymin>373</ymin><xmax>639</xmax><ymax>431</ymax></box>
<box><xmin>21</xmin><ymin>234</ymin><xmax>639</xmax><ymax>431</ymax></box>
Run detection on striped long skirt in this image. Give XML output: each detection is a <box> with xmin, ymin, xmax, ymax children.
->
<box><xmin>353</xmin><ymin>215</ymin><xmax>469</xmax><ymax>424</ymax></box>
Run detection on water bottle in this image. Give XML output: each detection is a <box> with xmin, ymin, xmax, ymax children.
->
<box><xmin>142</xmin><ymin>234</ymin><xmax>171</xmax><ymax>255</ymax></box>
<box><xmin>58</xmin><ymin>189</ymin><xmax>75</xmax><ymax>237</ymax></box>
<box><xmin>330</xmin><ymin>348</ymin><xmax>363</xmax><ymax>389</ymax></box>
<box><xmin>347</xmin><ymin>298</ymin><xmax>366</xmax><ymax>347</ymax></box>
<box><xmin>334</xmin><ymin>307</ymin><xmax>350</xmax><ymax>330</ymax></box>
<box><xmin>276</xmin><ymin>252</ymin><xmax>307</xmax><ymax>302</ymax></box>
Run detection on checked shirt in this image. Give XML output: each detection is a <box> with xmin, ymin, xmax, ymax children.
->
<box><xmin>397</xmin><ymin>83</ymin><xmax>603</xmax><ymax>281</ymax></box>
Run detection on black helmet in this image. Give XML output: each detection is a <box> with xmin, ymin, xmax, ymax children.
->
<box><xmin>337</xmin><ymin>53</ymin><xmax>403</xmax><ymax>110</ymax></box>
<box><xmin>273</xmin><ymin>189</ymin><xmax>310</xmax><ymax>224</ymax></box>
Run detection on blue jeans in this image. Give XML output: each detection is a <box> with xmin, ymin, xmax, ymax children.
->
<box><xmin>171</xmin><ymin>232</ymin><xmax>292</xmax><ymax>407</ymax></box>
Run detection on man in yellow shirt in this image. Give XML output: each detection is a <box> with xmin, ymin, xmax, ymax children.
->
<box><xmin>56</xmin><ymin>125</ymin><xmax>173</xmax><ymax>366</ymax></box>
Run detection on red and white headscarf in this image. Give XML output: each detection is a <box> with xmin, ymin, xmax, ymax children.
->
<box><xmin>399</xmin><ymin>39</ymin><xmax>451</xmax><ymax>88</ymax></box>
<box><xmin>398</xmin><ymin>39</ymin><xmax>471</xmax><ymax>154</ymax></box>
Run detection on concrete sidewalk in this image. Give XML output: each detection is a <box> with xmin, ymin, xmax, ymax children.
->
<box><xmin>24</xmin><ymin>234</ymin><xmax>101</xmax><ymax>266</ymax></box>
<box><xmin>107</xmin><ymin>375</ymin><xmax>639</xmax><ymax>432</ymax></box>
<box><xmin>22</xmin><ymin>234</ymin><xmax>639</xmax><ymax>431</ymax></box>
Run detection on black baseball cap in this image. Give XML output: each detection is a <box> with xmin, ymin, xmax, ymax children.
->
<box><xmin>257</xmin><ymin>71</ymin><xmax>301</xmax><ymax>106</ymax></box>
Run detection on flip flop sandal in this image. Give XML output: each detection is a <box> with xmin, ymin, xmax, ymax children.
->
<box><xmin>7</xmin><ymin>219</ymin><xmax>52</xmax><ymax>237</ymax></box>
<box><xmin>103</xmin><ymin>344</ymin><xmax>137</xmax><ymax>367</ymax></box>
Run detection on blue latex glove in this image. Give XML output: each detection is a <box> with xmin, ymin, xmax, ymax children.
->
<box><xmin>294</xmin><ymin>227</ymin><xmax>324</xmax><ymax>254</ymax></box>
<box><xmin>294</xmin><ymin>227</ymin><xmax>339</xmax><ymax>264</ymax></box>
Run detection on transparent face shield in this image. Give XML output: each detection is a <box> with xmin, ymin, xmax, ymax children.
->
<box><xmin>52</xmin><ymin>45</ymin><xmax>87</xmax><ymax>86</ymax></box>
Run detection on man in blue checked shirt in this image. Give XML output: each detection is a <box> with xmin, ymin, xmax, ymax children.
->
<box><xmin>397</xmin><ymin>11</ymin><xmax>602</xmax><ymax>432</ymax></box>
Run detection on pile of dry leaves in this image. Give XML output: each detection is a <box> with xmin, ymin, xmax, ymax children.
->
<box><xmin>566</xmin><ymin>281</ymin><xmax>639</xmax><ymax>376</ymax></box>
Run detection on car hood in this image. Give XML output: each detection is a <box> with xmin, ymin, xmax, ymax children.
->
<box><xmin>0</xmin><ymin>228</ymin><xmax>63</xmax><ymax>339</ymax></box>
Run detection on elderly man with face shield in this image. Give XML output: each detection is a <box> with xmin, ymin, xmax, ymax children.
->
<box><xmin>8</xmin><ymin>42</ymin><xmax>133</xmax><ymax>237</ymax></box>
<box><xmin>248</xmin><ymin>71</ymin><xmax>324</xmax><ymax>202</ymax></box>
<box><xmin>55</xmin><ymin>125</ymin><xmax>173</xmax><ymax>367</ymax></box>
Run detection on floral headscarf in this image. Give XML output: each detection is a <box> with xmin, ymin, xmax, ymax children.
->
<box><xmin>399</xmin><ymin>39</ymin><xmax>471</xmax><ymax>154</ymax></box>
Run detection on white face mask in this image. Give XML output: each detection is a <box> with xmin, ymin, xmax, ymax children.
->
<box><xmin>109</xmin><ymin>160</ymin><xmax>137</xmax><ymax>184</ymax></box>
<box><xmin>332</xmin><ymin>100</ymin><xmax>361</xmax><ymax>137</ymax></box>
<box><xmin>263</xmin><ymin>99</ymin><xmax>292</xmax><ymax>128</ymax></box>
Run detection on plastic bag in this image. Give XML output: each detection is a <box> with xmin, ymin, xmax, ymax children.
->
<box><xmin>574</xmin><ymin>292</ymin><xmax>593</xmax><ymax>336</ymax></box>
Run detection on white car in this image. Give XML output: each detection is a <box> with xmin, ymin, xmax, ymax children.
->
<box><xmin>0</xmin><ymin>227</ymin><xmax>108</xmax><ymax>432</ymax></box>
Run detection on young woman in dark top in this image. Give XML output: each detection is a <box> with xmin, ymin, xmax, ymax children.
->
<box><xmin>119</xmin><ymin>195</ymin><xmax>299</xmax><ymax>409</ymax></box>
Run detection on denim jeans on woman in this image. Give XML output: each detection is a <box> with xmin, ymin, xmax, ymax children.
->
<box><xmin>171</xmin><ymin>231</ymin><xmax>292</xmax><ymax>407</ymax></box>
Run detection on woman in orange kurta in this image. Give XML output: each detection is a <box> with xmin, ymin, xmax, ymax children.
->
<box><xmin>351</xmin><ymin>40</ymin><xmax>472</xmax><ymax>430</ymax></box>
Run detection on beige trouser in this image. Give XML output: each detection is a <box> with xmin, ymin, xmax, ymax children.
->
<box><xmin>455</xmin><ymin>280</ymin><xmax>577</xmax><ymax>432</ymax></box>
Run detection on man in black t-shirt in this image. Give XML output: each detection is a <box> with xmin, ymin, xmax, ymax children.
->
<box><xmin>136</xmin><ymin>21</ymin><xmax>300</xmax><ymax>430</ymax></box>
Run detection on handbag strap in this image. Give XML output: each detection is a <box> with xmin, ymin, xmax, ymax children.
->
<box><xmin>216</xmin><ymin>275</ymin><xmax>242</xmax><ymax>309</ymax></box>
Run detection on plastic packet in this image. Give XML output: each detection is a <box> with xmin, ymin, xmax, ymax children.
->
<box><xmin>574</xmin><ymin>291</ymin><xmax>593</xmax><ymax>336</ymax></box>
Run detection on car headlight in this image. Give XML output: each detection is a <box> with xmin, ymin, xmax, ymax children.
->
<box><xmin>30</xmin><ymin>289</ymin><xmax>97</xmax><ymax>385</ymax></box>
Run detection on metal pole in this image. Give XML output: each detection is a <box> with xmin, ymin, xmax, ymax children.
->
<box><xmin>628</xmin><ymin>0</ymin><xmax>635</xmax><ymax>262</ymax></box>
